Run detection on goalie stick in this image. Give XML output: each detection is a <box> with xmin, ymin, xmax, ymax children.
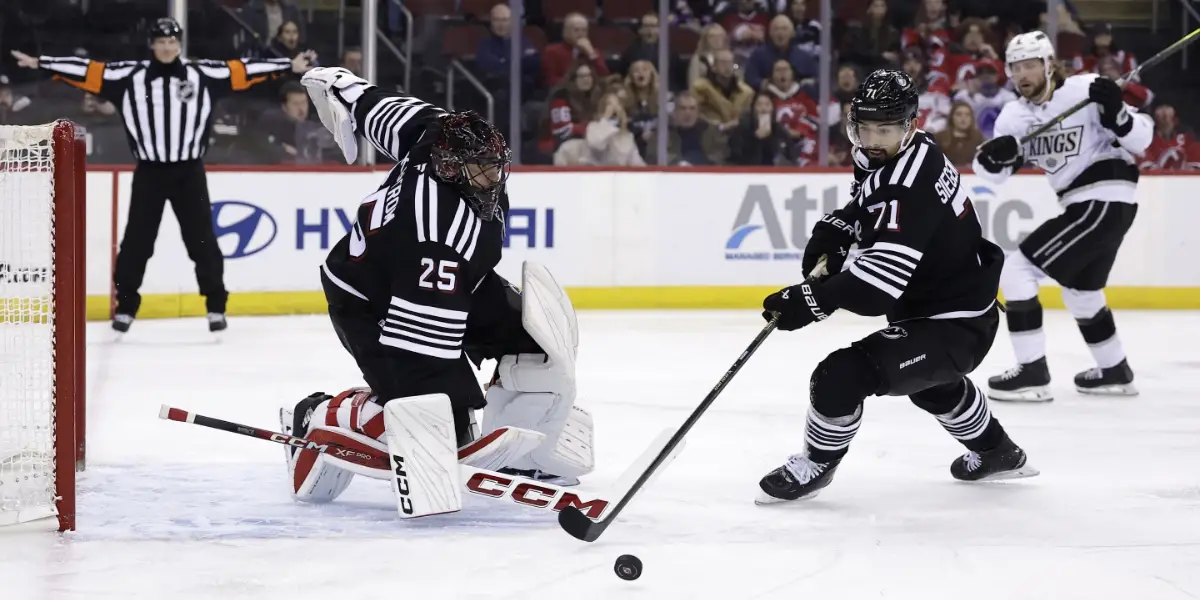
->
<box><xmin>1020</xmin><ymin>27</ymin><xmax>1200</xmax><ymax>144</ymax></box>
<box><xmin>557</xmin><ymin>257</ymin><xmax>829</xmax><ymax>542</ymax></box>
<box><xmin>158</xmin><ymin>405</ymin><xmax>613</xmax><ymax>517</ymax></box>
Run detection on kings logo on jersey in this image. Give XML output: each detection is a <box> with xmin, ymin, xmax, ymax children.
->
<box><xmin>1022</xmin><ymin>122</ymin><xmax>1084</xmax><ymax>174</ymax></box>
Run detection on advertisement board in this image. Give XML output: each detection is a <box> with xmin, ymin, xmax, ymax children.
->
<box><xmin>80</xmin><ymin>168</ymin><xmax>1200</xmax><ymax>319</ymax></box>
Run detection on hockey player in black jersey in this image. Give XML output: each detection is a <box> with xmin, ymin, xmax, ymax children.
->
<box><xmin>275</xmin><ymin>67</ymin><xmax>594</xmax><ymax>513</ymax></box>
<box><xmin>756</xmin><ymin>70</ymin><xmax>1038</xmax><ymax>505</ymax></box>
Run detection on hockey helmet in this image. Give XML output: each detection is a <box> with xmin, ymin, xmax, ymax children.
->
<box><xmin>149</xmin><ymin>17</ymin><xmax>183</xmax><ymax>44</ymax></box>
<box><xmin>1004</xmin><ymin>31</ymin><xmax>1055</xmax><ymax>82</ymax></box>
<box><xmin>431</xmin><ymin>111</ymin><xmax>511</xmax><ymax>221</ymax></box>
<box><xmin>847</xmin><ymin>69</ymin><xmax>920</xmax><ymax>161</ymax></box>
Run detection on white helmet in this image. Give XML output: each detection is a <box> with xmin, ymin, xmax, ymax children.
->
<box><xmin>1004</xmin><ymin>30</ymin><xmax>1056</xmax><ymax>81</ymax></box>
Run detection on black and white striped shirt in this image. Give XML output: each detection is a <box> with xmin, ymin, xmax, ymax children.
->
<box><xmin>816</xmin><ymin>132</ymin><xmax>1004</xmax><ymax>322</ymax></box>
<box><xmin>319</xmin><ymin>83</ymin><xmax>508</xmax><ymax>361</ymax></box>
<box><xmin>39</xmin><ymin>55</ymin><xmax>293</xmax><ymax>162</ymax></box>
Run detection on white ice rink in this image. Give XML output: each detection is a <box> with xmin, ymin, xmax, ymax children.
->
<box><xmin>2</xmin><ymin>309</ymin><xmax>1199</xmax><ymax>599</ymax></box>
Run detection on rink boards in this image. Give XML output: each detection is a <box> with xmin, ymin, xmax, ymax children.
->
<box><xmin>79</xmin><ymin>167</ymin><xmax>1200</xmax><ymax>319</ymax></box>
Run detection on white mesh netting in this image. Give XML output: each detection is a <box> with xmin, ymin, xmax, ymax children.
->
<box><xmin>0</xmin><ymin>124</ymin><xmax>58</xmax><ymax>525</ymax></box>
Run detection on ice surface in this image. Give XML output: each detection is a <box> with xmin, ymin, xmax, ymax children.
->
<box><xmin>2</xmin><ymin>310</ymin><xmax>1199</xmax><ymax>599</ymax></box>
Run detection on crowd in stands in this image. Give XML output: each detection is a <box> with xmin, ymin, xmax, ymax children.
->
<box><xmin>0</xmin><ymin>0</ymin><xmax>1197</xmax><ymax>170</ymax></box>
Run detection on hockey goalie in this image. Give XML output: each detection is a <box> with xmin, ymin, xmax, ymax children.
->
<box><xmin>279</xmin><ymin>67</ymin><xmax>594</xmax><ymax>518</ymax></box>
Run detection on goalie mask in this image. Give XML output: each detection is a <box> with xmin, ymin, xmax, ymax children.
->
<box><xmin>431</xmin><ymin>112</ymin><xmax>511</xmax><ymax>221</ymax></box>
<box><xmin>847</xmin><ymin>69</ymin><xmax>920</xmax><ymax>168</ymax></box>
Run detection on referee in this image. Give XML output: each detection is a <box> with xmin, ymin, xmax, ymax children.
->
<box><xmin>11</xmin><ymin>18</ymin><xmax>316</xmax><ymax>333</ymax></box>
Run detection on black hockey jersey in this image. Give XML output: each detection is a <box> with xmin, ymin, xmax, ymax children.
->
<box><xmin>320</xmin><ymin>86</ymin><xmax>508</xmax><ymax>361</ymax></box>
<box><xmin>817</xmin><ymin>133</ymin><xmax>1003</xmax><ymax>322</ymax></box>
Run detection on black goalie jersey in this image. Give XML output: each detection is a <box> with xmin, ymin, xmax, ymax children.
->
<box><xmin>817</xmin><ymin>133</ymin><xmax>1004</xmax><ymax>322</ymax></box>
<box><xmin>319</xmin><ymin>86</ymin><xmax>508</xmax><ymax>362</ymax></box>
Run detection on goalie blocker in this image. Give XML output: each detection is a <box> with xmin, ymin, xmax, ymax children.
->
<box><xmin>282</xmin><ymin>262</ymin><xmax>594</xmax><ymax>517</ymax></box>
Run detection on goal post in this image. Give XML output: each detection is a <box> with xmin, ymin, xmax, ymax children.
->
<box><xmin>0</xmin><ymin>121</ymin><xmax>86</xmax><ymax>532</ymax></box>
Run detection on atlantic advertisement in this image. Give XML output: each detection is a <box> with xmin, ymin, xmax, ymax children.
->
<box><xmin>89</xmin><ymin>169</ymin><xmax>1176</xmax><ymax>301</ymax></box>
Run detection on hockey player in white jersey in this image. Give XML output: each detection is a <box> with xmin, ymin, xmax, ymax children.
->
<box><xmin>972</xmin><ymin>31</ymin><xmax>1151</xmax><ymax>402</ymax></box>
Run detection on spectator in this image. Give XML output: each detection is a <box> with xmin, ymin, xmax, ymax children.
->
<box><xmin>827</xmin><ymin>101</ymin><xmax>854</xmax><ymax>166</ymax></box>
<box><xmin>1074</xmin><ymin>23</ymin><xmax>1137</xmax><ymax>75</ymax></box>
<box><xmin>623</xmin><ymin>59</ymin><xmax>664</xmax><ymax>157</ymax></box>
<box><xmin>691</xmin><ymin>49</ymin><xmax>755</xmax><ymax>131</ymax></box>
<box><xmin>618</xmin><ymin>13</ymin><xmax>658</xmax><ymax>75</ymax></box>
<box><xmin>476</xmin><ymin>3</ymin><xmax>540</xmax><ymax>91</ymax></box>
<box><xmin>947</xmin><ymin>17</ymin><xmax>1001</xmax><ymax>85</ymax></box>
<box><xmin>688</xmin><ymin>24</ymin><xmax>730</xmax><ymax>88</ymax></box>
<box><xmin>1098</xmin><ymin>56</ymin><xmax>1152</xmax><ymax>110</ymax></box>
<box><xmin>647</xmin><ymin>91</ymin><xmax>727</xmax><ymax>165</ymax></box>
<box><xmin>542</xmin><ymin>13</ymin><xmax>610</xmax><ymax>88</ymax></box>
<box><xmin>259</xmin><ymin>81</ymin><xmax>309</xmax><ymax>162</ymax></box>
<box><xmin>554</xmin><ymin>92</ymin><xmax>646</xmax><ymax>166</ymax></box>
<box><xmin>539</xmin><ymin>62</ymin><xmax>603</xmax><ymax>156</ymax></box>
<box><xmin>901</xmin><ymin>48</ymin><xmax>951</xmax><ymax>134</ymax></box>
<box><xmin>784</xmin><ymin>0</ymin><xmax>821</xmax><ymax>55</ymax></box>
<box><xmin>240</xmin><ymin>0</ymin><xmax>306</xmax><ymax>49</ymax></box>
<box><xmin>1140</xmin><ymin>104</ymin><xmax>1200</xmax><ymax>171</ymax></box>
<box><xmin>673</xmin><ymin>0</ymin><xmax>722</xmax><ymax>30</ymax></box>
<box><xmin>270</xmin><ymin>20</ymin><xmax>304</xmax><ymax>59</ymax></box>
<box><xmin>833</xmin><ymin>64</ymin><xmax>860</xmax><ymax>104</ymax></box>
<box><xmin>341</xmin><ymin>47</ymin><xmax>363</xmax><ymax>77</ymax></box>
<box><xmin>935</xmin><ymin>101</ymin><xmax>984</xmax><ymax>166</ymax></box>
<box><xmin>841</xmin><ymin>0</ymin><xmax>901</xmax><ymax>71</ymax></box>
<box><xmin>744</xmin><ymin>15</ymin><xmax>819</xmax><ymax>92</ymax></box>
<box><xmin>729</xmin><ymin>91</ymin><xmax>794</xmax><ymax>165</ymax></box>
<box><xmin>903</xmin><ymin>0</ymin><xmax>951</xmax><ymax>52</ymax></box>
<box><xmin>718</xmin><ymin>0</ymin><xmax>770</xmax><ymax>63</ymax></box>
<box><xmin>953</xmin><ymin>59</ymin><xmax>1013</xmax><ymax>137</ymax></box>
<box><xmin>763</xmin><ymin>59</ymin><xmax>819</xmax><ymax>162</ymax></box>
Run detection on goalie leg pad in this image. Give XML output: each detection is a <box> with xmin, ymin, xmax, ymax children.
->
<box><xmin>483</xmin><ymin>355</ymin><xmax>595</xmax><ymax>478</ymax></box>
<box><xmin>281</xmin><ymin>406</ymin><xmax>389</xmax><ymax>502</ymax></box>
<box><xmin>383</xmin><ymin>394</ymin><xmax>463</xmax><ymax>518</ymax></box>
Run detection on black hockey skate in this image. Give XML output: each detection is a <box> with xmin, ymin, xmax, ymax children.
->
<box><xmin>1075</xmin><ymin>359</ymin><xmax>1137</xmax><ymax>396</ymax></box>
<box><xmin>111</xmin><ymin>313</ymin><xmax>134</xmax><ymax>333</ymax></box>
<box><xmin>497</xmin><ymin>467</ymin><xmax>579</xmax><ymax>487</ymax></box>
<box><xmin>207</xmin><ymin>312</ymin><xmax>228</xmax><ymax>333</ymax></box>
<box><xmin>951</xmin><ymin>438</ymin><xmax>1039</xmax><ymax>482</ymax></box>
<box><xmin>987</xmin><ymin>357</ymin><xmax>1053</xmax><ymax>402</ymax></box>
<box><xmin>282</xmin><ymin>392</ymin><xmax>332</xmax><ymax>458</ymax></box>
<box><xmin>755</xmin><ymin>454</ymin><xmax>841</xmax><ymax>505</ymax></box>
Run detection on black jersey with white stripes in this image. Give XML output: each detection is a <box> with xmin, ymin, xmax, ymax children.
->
<box><xmin>816</xmin><ymin>131</ymin><xmax>1004</xmax><ymax>322</ymax></box>
<box><xmin>37</xmin><ymin>55</ymin><xmax>293</xmax><ymax>162</ymax></box>
<box><xmin>321</xmin><ymin>85</ymin><xmax>508</xmax><ymax>363</ymax></box>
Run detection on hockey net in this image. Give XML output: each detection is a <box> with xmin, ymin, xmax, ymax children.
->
<box><xmin>0</xmin><ymin>121</ymin><xmax>86</xmax><ymax>532</ymax></box>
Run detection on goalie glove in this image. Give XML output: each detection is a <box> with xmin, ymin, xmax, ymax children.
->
<box><xmin>300</xmin><ymin>66</ymin><xmax>371</xmax><ymax>164</ymax></box>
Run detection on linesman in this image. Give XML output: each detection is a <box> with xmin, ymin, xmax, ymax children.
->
<box><xmin>11</xmin><ymin>17</ymin><xmax>316</xmax><ymax>333</ymax></box>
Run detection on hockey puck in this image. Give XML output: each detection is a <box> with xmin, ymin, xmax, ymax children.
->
<box><xmin>614</xmin><ymin>554</ymin><xmax>642</xmax><ymax>581</ymax></box>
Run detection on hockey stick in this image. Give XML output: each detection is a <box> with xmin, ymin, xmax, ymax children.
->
<box><xmin>1020</xmin><ymin>27</ymin><xmax>1200</xmax><ymax>143</ymax></box>
<box><xmin>158</xmin><ymin>405</ymin><xmax>614</xmax><ymax>517</ymax></box>
<box><xmin>556</xmin><ymin>258</ymin><xmax>830</xmax><ymax>542</ymax></box>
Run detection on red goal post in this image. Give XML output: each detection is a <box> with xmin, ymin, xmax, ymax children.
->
<box><xmin>0</xmin><ymin>120</ymin><xmax>86</xmax><ymax>532</ymax></box>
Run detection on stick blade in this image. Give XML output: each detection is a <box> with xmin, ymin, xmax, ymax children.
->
<box><xmin>558</xmin><ymin>506</ymin><xmax>604</xmax><ymax>542</ymax></box>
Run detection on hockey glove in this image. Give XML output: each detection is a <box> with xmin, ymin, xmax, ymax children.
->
<box><xmin>975</xmin><ymin>135</ymin><xmax>1024</xmax><ymax>173</ymax></box>
<box><xmin>803</xmin><ymin>214</ymin><xmax>855</xmax><ymax>278</ymax></box>
<box><xmin>763</xmin><ymin>282</ymin><xmax>835</xmax><ymax>331</ymax></box>
<box><xmin>1088</xmin><ymin>77</ymin><xmax>1133</xmax><ymax>137</ymax></box>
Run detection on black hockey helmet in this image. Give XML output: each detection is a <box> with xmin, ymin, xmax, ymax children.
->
<box><xmin>149</xmin><ymin>18</ymin><xmax>183</xmax><ymax>44</ymax></box>
<box><xmin>431</xmin><ymin>111</ymin><xmax>511</xmax><ymax>221</ymax></box>
<box><xmin>849</xmin><ymin>69</ymin><xmax>919</xmax><ymax>125</ymax></box>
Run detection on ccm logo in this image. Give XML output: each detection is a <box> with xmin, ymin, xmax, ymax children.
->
<box><xmin>270</xmin><ymin>433</ymin><xmax>328</xmax><ymax>453</ymax></box>
<box><xmin>465</xmin><ymin>472</ymin><xmax>608</xmax><ymax>519</ymax></box>
<box><xmin>393</xmin><ymin>454</ymin><xmax>414</xmax><ymax>515</ymax></box>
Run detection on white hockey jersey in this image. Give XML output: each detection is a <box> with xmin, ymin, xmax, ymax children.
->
<box><xmin>972</xmin><ymin>73</ymin><xmax>1153</xmax><ymax>206</ymax></box>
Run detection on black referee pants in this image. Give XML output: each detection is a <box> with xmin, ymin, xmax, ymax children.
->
<box><xmin>113</xmin><ymin>160</ymin><xmax>227</xmax><ymax>316</ymax></box>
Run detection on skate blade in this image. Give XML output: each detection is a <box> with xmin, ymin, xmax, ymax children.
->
<box><xmin>1076</xmin><ymin>383</ymin><xmax>1138</xmax><ymax>396</ymax></box>
<box><xmin>987</xmin><ymin>386</ymin><xmax>1053</xmax><ymax>403</ymax></box>
<box><xmin>754</xmin><ymin>489</ymin><xmax>821</xmax><ymax>505</ymax></box>
<box><xmin>966</xmin><ymin>465</ymin><xmax>1041</xmax><ymax>482</ymax></box>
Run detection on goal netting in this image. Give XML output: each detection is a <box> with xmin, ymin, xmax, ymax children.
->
<box><xmin>0</xmin><ymin>122</ymin><xmax>85</xmax><ymax>532</ymax></box>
